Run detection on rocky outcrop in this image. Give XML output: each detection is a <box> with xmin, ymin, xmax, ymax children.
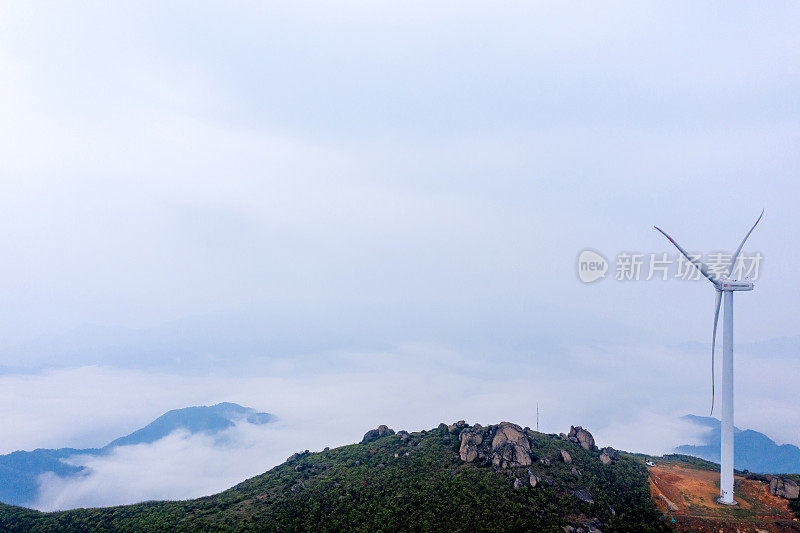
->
<box><xmin>528</xmin><ymin>469</ymin><xmax>541</xmax><ymax>487</ymax></box>
<box><xmin>396</xmin><ymin>430</ymin><xmax>410</xmax><ymax>441</ymax></box>
<box><xmin>568</xmin><ymin>426</ymin><xmax>595</xmax><ymax>451</ymax></box>
<box><xmin>459</xmin><ymin>425</ymin><xmax>486</xmax><ymax>463</ymax></box>
<box><xmin>286</xmin><ymin>450</ymin><xmax>310</xmax><ymax>463</ymax></box>
<box><xmin>448</xmin><ymin>420</ymin><xmax>467</xmax><ymax>433</ymax></box>
<box><xmin>491</xmin><ymin>422</ymin><xmax>532</xmax><ymax>468</ymax></box>
<box><xmin>573</xmin><ymin>489</ymin><xmax>594</xmax><ymax>504</ymax></box>
<box><xmin>599</xmin><ymin>447</ymin><xmax>615</xmax><ymax>465</ymax></box>
<box><xmin>362</xmin><ymin>425</ymin><xmax>395</xmax><ymax>443</ymax></box>
<box><xmin>458</xmin><ymin>422</ymin><xmax>533</xmax><ymax>468</ymax></box>
<box><xmin>769</xmin><ymin>476</ymin><xmax>799</xmax><ymax>499</ymax></box>
<box><xmin>560</xmin><ymin>449</ymin><xmax>572</xmax><ymax>464</ymax></box>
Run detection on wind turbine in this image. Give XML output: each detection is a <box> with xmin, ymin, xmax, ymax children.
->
<box><xmin>654</xmin><ymin>210</ymin><xmax>763</xmax><ymax>505</ymax></box>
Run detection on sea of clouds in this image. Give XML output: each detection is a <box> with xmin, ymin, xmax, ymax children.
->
<box><xmin>2</xmin><ymin>342</ymin><xmax>797</xmax><ymax>511</ymax></box>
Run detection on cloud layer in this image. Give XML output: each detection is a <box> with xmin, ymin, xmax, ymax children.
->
<box><xmin>0</xmin><ymin>340</ymin><xmax>794</xmax><ymax>510</ymax></box>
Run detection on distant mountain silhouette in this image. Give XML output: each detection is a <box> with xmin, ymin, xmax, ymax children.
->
<box><xmin>105</xmin><ymin>402</ymin><xmax>273</xmax><ymax>448</ymax></box>
<box><xmin>676</xmin><ymin>414</ymin><xmax>800</xmax><ymax>474</ymax></box>
<box><xmin>0</xmin><ymin>403</ymin><xmax>273</xmax><ymax>507</ymax></box>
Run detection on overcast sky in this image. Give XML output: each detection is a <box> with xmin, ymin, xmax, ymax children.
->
<box><xmin>1</xmin><ymin>1</ymin><xmax>799</xmax><ymax>487</ymax></box>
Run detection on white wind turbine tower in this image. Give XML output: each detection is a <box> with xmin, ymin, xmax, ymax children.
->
<box><xmin>654</xmin><ymin>210</ymin><xmax>763</xmax><ymax>505</ymax></box>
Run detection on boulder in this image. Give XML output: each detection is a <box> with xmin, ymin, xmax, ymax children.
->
<box><xmin>574</xmin><ymin>489</ymin><xmax>594</xmax><ymax>504</ymax></box>
<box><xmin>459</xmin><ymin>422</ymin><xmax>533</xmax><ymax>468</ymax></box>
<box><xmin>571</xmin><ymin>466</ymin><xmax>582</xmax><ymax>477</ymax></box>
<box><xmin>769</xmin><ymin>477</ymin><xmax>799</xmax><ymax>499</ymax></box>
<box><xmin>568</xmin><ymin>426</ymin><xmax>595</xmax><ymax>451</ymax></box>
<box><xmin>459</xmin><ymin>426</ymin><xmax>486</xmax><ymax>463</ymax></box>
<box><xmin>529</xmin><ymin>471</ymin><xmax>540</xmax><ymax>488</ymax></box>
<box><xmin>286</xmin><ymin>450</ymin><xmax>308</xmax><ymax>463</ymax></box>
<box><xmin>513</xmin><ymin>477</ymin><xmax>525</xmax><ymax>489</ymax></box>
<box><xmin>491</xmin><ymin>422</ymin><xmax>532</xmax><ymax>469</ymax></box>
<box><xmin>539</xmin><ymin>457</ymin><xmax>551</xmax><ymax>466</ymax></box>
<box><xmin>599</xmin><ymin>447</ymin><xmax>615</xmax><ymax>465</ymax></box>
<box><xmin>560</xmin><ymin>449</ymin><xmax>572</xmax><ymax>464</ymax></box>
<box><xmin>362</xmin><ymin>425</ymin><xmax>395</xmax><ymax>443</ymax></box>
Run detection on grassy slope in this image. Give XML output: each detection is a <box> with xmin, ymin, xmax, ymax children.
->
<box><xmin>0</xmin><ymin>425</ymin><xmax>670</xmax><ymax>532</ymax></box>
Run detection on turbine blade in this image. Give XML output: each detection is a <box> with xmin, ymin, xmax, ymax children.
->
<box><xmin>710</xmin><ymin>290</ymin><xmax>721</xmax><ymax>415</ymax></box>
<box><xmin>654</xmin><ymin>226</ymin><xmax>718</xmax><ymax>285</ymax></box>
<box><xmin>729</xmin><ymin>209</ymin><xmax>764</xmax><ymax>279</ymax></box>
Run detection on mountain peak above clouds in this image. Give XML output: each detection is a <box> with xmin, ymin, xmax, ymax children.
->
<box><xmin>0</xmin><ymin>403</ymin><xmax>273</xmax><ymax>507</ymax></box>
<box><xmin>105</xmin><ymin>402</ymin><xmax>274</xmax><ymax>448</ymax></box>
<box><xmin>675</xmin><ymin>414</ymin><xmax>800</xmax><ymax>474</ymax></box>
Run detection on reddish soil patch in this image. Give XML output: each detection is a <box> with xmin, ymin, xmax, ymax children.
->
<box><xmin>647</xmin><ymin>461</ymin><xmax>799</xmax><ymax>532</ymax></box>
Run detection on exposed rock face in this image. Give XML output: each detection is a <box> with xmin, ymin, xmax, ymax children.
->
<box><xmin>560</xmin><ymin>449</ymin><xmax>572</xmax><ymax>464</ymax></box>
<box><xmin>448</xmin><ymin>420</ymin><xmax>467</xmax><ymax>433</ymax></box>
<box><xmin>459</xmin><ymin>426</ymin><xmax>486</xmax><ymax>463</ymax></box>
<box><xmin>573</xmin><ymin>489</ymin><xmax>594</xmax><ymax>504</ymax></box>
<box><xmin>396</xmin><ymin>430</ymin><xmax>410</xmax><ymax>441</ymax></box>
<box><xmin>362</xmin><ymin>425</ymin><xmax>395</xmax><ymax>443</ymax></box>
<box><xmin>599</xmin><ymin>447</ymin><xmax>615</xmax><ymax>465</ymax></box>
<box><xmin>491</xmin><ymin>422</ymin><xmax>532</xmax><ymax>468</ymax></box>
<box><xmin>568</xmin><ymin>426</ymin><xmax>595</xmax><ymax>451</ymax></box>
<box><xmin>458</xmin><ymin>422</ymin><xmax>533</xmax><ymax>468</ymax></box>
<box><xmin>769</xmin><ymin>476</ymin><xmax>799</xmax><ymax>499</ymax></box>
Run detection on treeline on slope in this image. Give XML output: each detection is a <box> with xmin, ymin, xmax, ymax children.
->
<box><xmin>0</xmin><ymin>423</ymin><xmax>671</xmax><ymax>532</ymax></box>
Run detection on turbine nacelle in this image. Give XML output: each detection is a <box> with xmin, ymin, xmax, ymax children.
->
<box><xmin>714</xmin><ymin>279</ymin><xmax>754</xmax><ymax>292</ymax></box>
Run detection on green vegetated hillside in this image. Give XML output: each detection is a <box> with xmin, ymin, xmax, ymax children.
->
<box><xmin>0</xmin><ymin>422</ymin><xmax>671</xmax><ymax>532</ymax></box>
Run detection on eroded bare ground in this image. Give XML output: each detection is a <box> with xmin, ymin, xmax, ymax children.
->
<box><xmin>648</xmin><ymin>461</ymin><xmax>800</xmax><ymax>532</ymax></box>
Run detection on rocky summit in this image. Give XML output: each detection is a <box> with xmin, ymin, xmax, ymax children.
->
<box><xmin>459</xmin><ymin>421</ymin><xmax>533</xmax><ymax>469</ymax></box>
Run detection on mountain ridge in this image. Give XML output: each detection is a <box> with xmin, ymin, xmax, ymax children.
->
<box><xmin>0</xmin><ymin>403</ymin><xmax>273</xmax><ymax>507</ymax></box>
<box><xmin>0</xmin><ymin>421</ymin><xmax>670</xmax><ymax>532</ymax></box>
<box><xmin>675</xmin><ymin>414</ymin><xmax>800</xmax><ymax>474</ymax></box>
